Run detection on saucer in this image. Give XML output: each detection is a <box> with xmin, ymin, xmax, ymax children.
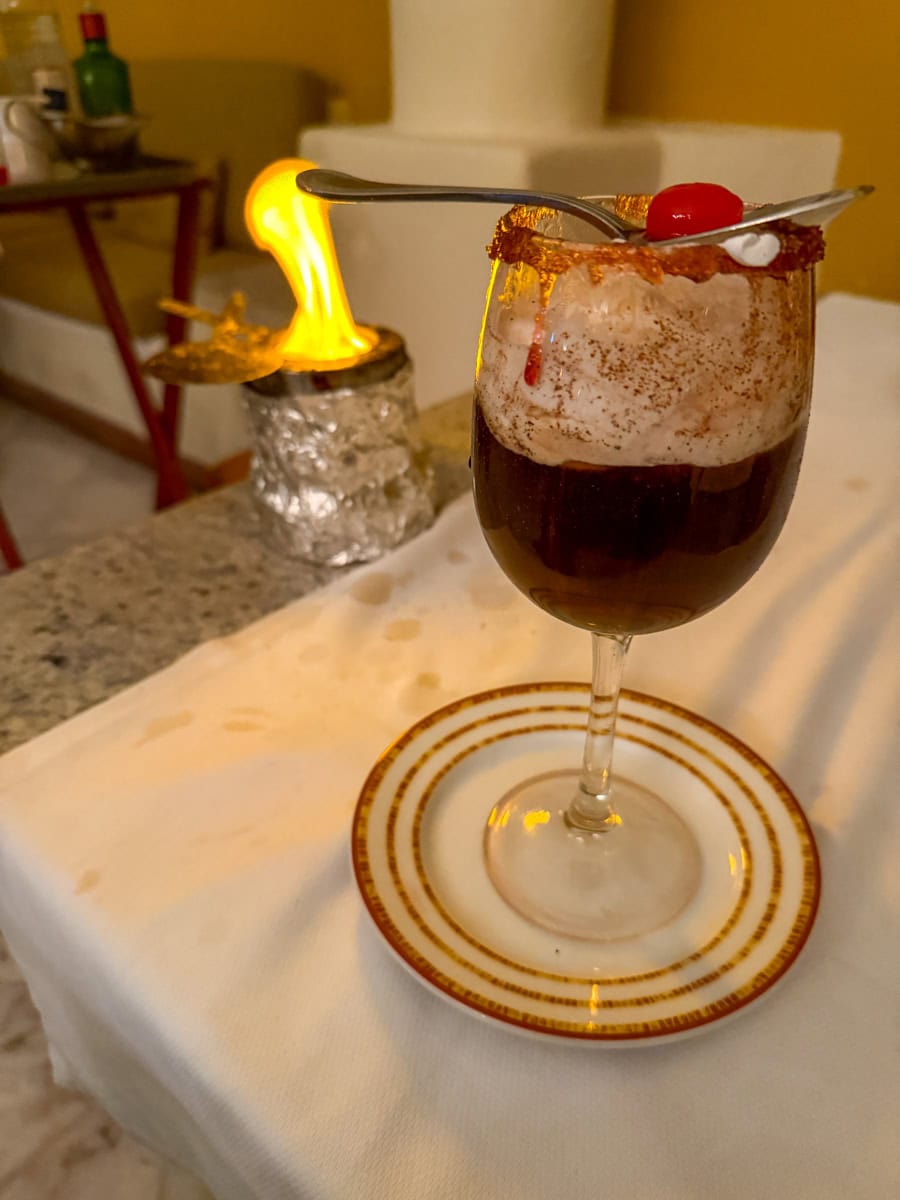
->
<box><xmin>352</xmin><ymin>683</ymin><xmax>820</xmax><ymax>1044</ymax></box>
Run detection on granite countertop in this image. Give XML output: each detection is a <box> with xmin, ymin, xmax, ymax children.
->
<box><xmin>0</xmin><ymin>394</ymin><xmax>472</xmax><ymax>757</ymax></box>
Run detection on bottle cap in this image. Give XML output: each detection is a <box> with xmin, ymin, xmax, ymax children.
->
<box><xmin>79</xmin><ymin>11</ymin><xmax>107</xmax><ymax>39</ymax></box>
<box><xmin>42</xmin><ymin>87</ymin><xmax>69</xmax><ymax>112</ymax></box>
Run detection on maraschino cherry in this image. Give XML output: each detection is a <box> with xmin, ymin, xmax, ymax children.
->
<box><xmin>645</xmin><ymin>182</ymin><xmax>744</xmax><ymax>241</ymax></box>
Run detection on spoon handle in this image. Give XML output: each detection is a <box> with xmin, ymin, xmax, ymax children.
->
<box><xmin>296</xmin><ymin>169</ymin><xmax>636</xmax><ymax>239</ymax></box>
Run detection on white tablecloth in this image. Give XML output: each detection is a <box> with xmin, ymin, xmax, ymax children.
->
<box><xmin>0</xmin><ymin>294</ymin><xmax>898</xmax><ymax>1200</ymax></box>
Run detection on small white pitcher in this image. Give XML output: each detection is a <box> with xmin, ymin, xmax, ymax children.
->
<box><xmin>0</xmin><ymin>96</ymin><xmax>55</xmax><ymax>183</ymax></box>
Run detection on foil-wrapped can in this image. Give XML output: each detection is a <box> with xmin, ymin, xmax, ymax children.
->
<box><xmin>242</xmin><ymin>329</ymin><xmax>435</xmax><ymax>566</ymax></box>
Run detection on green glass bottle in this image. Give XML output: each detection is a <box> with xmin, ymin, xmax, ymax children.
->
<box><xmin>74</xmin><ymin>6</ymin><xmax>132</xmax><ymax>118</ymax></box>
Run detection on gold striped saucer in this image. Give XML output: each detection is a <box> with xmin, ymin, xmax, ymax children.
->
<box><xmin>351</xmin><ymin>683</ymin><xmax>820</xmax><ymax>1045</ymax></box>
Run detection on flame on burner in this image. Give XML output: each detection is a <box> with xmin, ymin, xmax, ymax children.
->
<box><xmin>245</xmin><ymin>157</ymin><xmax>377</xmax><ymax>369</ymax></box>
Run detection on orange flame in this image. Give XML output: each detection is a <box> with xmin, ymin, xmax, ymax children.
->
<box><xmin>244</xmin><ymin>158</ymin><xmax>377</xmax><ymax>369</ymax></box>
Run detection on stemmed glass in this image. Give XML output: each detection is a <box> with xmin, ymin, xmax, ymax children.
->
<box><xmin>472</xmin><ymin>201</ymin><xmax>822</xmax><ymax>942</ymax></box>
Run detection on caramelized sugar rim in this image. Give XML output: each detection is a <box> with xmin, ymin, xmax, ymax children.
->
<box><xmin>487</xmin><ymin>200</ymin><xmax>825</xmax><ymax>285</ymax></box>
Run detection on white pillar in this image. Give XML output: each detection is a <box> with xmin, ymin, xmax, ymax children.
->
<box><xmin>390</xmin><ymin>0</ymin><xmax>616</xmax><ymax>138</ymax></box>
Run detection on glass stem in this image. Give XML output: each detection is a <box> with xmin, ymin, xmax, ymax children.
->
<box><xmin>566</xmin><ymin>632</ymin><xmax>632</xmax><ymax>832</ymax></box>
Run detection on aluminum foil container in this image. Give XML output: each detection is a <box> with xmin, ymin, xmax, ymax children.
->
<box><xmin>242</xmin><ymin>329</ymin><xmax>435</xmax><ymax>566</ymax></box>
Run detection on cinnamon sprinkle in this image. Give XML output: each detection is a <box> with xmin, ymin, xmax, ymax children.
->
<box><xmin>487</xmin><ymin>207</ymin><xmax>825</xmax><ymax>284</ymax></box>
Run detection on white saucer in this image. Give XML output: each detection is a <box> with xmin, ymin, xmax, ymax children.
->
<box><xmin>352</xmin><ymin>683</ymin><xmax>820</xmax><ymax>1044</ymax></box>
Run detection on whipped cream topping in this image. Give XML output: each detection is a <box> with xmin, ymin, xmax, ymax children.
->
<box><xmin>476</xmin><ymin>262</ymin><xmax>814</xmax><ymax>469</ymax></box>
<box><xmin>720</xmin><ymin>230</ymin><xmax>782</xmax><ymax>267</ymax></box>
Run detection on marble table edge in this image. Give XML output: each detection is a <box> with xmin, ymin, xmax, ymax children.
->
<box><xmin>0</xmin><ymin>392</ymin><xmax>473</xmax><ymax>757</ymax></box>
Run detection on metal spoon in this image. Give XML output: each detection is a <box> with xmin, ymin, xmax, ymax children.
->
<box><xmin>296</xmin><ymin>168</ymin><xmax>638</xmax><ymax>239</ymax></box>
<box><xmin>297</xmin><ymin>168</ymin><xmax>873</xmax><ymax>246</ymax></box>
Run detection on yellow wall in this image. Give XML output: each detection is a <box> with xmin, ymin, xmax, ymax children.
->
<box><xmin>608</xmin><ymin>1</ymin><xmax>899</xmax><ymax>301</ymax></box>
<box><xmin>49</xmin><ymin>0</ymin><xmax>899</xmax><ymax>301</ymax></box>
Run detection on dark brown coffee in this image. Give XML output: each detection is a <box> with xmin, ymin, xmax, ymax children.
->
<box><xmin>472</xmin><ymin>398</ymin><xmax>806</xmax><ymax>635</ymax></box>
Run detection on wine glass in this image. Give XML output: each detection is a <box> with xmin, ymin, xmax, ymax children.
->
<box><xmin>471</xmin><ymin>200</ymin><xmax>822</xmax><ymax>942</ymax></box>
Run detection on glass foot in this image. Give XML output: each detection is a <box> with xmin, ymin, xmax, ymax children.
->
<box><xmin>484</xmin><ymin>770</ymin><xmax>702</xmax><ymax>942</ymax></box>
